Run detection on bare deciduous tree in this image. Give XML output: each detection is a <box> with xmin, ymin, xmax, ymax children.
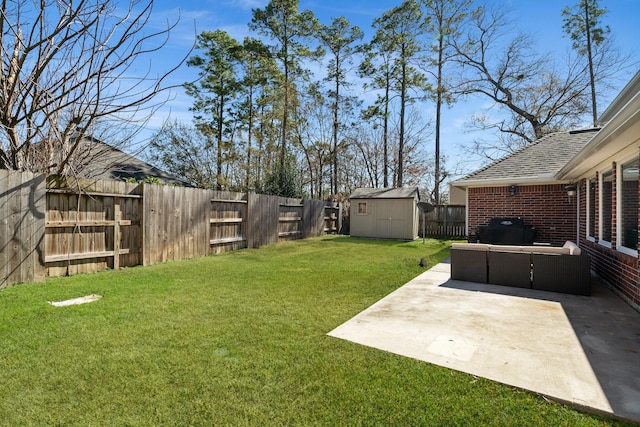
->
<box><xmin>0</xmin><ymin>0</ymin><xmax>184</xmax><ymax>175</ymax></box>
<box><xmin>452</xmin><ymin>4</ymin><xmax>592</xmax><ymax>159</ymax></box>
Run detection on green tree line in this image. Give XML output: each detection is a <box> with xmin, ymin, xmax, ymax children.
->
<box><xmin>1</xmin><ymin>0</ymin><xmax>628</xmax><ymax>202</ymax></box>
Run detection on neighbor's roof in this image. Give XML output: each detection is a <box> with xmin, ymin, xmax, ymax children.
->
<box><xmin>350</xmin><ymin>187</ymin><xmax>420</xmax><ymax>199</ymax></box>
<box><xmin>452</xmin><ymin>129</ymin><xmax>599</xmax><ymax>187</ymax></box>
<box><xmin>76</xmin><ymin>138</ymin><xmax>190</xmax><ymax>186</ymax></box>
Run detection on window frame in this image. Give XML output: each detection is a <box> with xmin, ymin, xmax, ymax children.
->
<box><xmin>356</xmin><ymin>201</ymin><xmax>369</xmax><ymax>215</ymax></box>
<box><xmin>599</xmin><ymin>169</ymin><xmax>613</xmax><ymax>248</ymax></box>
<box><xmin>586</xmin><ymin>177</ymin><xmax>596</xmax><ymax>242</ymax></box>
<box><xmin>617</xmin><ymin>158</ymin><xmax>639</xmax><ymax>257</ymax></box>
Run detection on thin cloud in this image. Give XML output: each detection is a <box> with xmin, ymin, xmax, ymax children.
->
<box><xmin>225</xmin><ymin>0</ymin><xmax>267</xmax><ymax>10</ymax></box>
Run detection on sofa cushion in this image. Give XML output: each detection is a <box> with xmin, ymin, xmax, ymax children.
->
<box><xmin>451</xmin><ymin>243</ymin><xmax>490</xmax><ymax>251</ymax></box>
<box><xmin>488</xmin><ymin>244</ymin><xmax>524</xmax><ymax>253</ymax></box>
<box><xmin>526</xmin><ymin>246</ymin><xmax>571</xmax><ymax>255</ymax></box>
<box><xmin>562</xmin><ymin>241</ymin><xmax>582</xmax><ymax>255</ymax></box>
<box><xmin>451</xmin><ymin>241</ymin><xmax>581</xmax><ymax>255</ymax></box>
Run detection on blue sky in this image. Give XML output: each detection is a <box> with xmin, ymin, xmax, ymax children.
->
<box><xmin>139</xmin><ymin>0</ymin><xmax>640</xmax><ymax>178</ymax></box>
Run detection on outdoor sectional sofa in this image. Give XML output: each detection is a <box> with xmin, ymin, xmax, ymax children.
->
<box><xmin>450</xmin><ymin>241</ymin><xmax>591</xmax><ymax>296</ymax></box>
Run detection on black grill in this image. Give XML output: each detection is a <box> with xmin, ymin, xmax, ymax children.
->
<box><xmin>478</xmin><ymin>217</ymin><xmax>536</xmax><ymax>245</ymax></box>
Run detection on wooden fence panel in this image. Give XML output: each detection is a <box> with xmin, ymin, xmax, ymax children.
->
<box><xmin>119</xmin><ymin>193</ymin><xmax>143</xmax><ymax>267</ymax></box>
<box><xmin>321</xmin><ymin>203</ymin><xmax>341</xmax><ymax>235</ymax></box>
<box><xmin>304</xmin><ymin>200</ymin><xmax>329</xmax><ymax>237</ymax></box>
<box><xmin>143</xmin><ymin>182</ymin><xmax>160</xmax><ymax>265</ymax></box>
<box><xmin>247</xmin><ymin>193</ymin><xmax>279</xmax><ymax>248</ymax></box>
<box><xmin>27</xmin><ymin>173</ymin><xmax>46</xmax><ymax>283</ymax></box>
<box><xmin>278</xmin><ymin>197</ymin><xmax>303</xmax><ymax>241</ymax></box>
<box><xmin>191</xmin><ymin>189</ymin><xmax>211</xmax><ymax>257</ymax></box>
<box><xmin>421</xmin><ymin>204</ymin><xmax>466</xmax><ymax>238</ymax></box>
<box><xmin>143</xmin><ymin>184</ymin><xmax>210</xmax><ymax>266</ymax></box>
<box><xmin>162</xmin><ymin>185</ymin><xmax>176</xmax><ymax>262</ymax></box>
<box><xmin>45</xmin><ymin>176</ymin><xmax>142</xmax><ymax>277</ymax></box>
<box><xmin>210</xmin><ymin>191</ymin><xmax>247</xmax><ymax>254</ymax></box>
<box><xmin>0</xmin><ymin>170</ymin><xmax>45</xmax><ymax>288</ymax></box>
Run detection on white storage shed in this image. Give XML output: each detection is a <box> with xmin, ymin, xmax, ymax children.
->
<box><xmin>349</xmin><ymin>187</ymin><xmax>420</xmax><ymax>240</ymax></box>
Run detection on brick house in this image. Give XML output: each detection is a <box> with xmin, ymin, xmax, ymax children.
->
<box><xmin>451</xmin><ymin>70</ymin><xmax>640</xmax><ymax>310</ymax></box>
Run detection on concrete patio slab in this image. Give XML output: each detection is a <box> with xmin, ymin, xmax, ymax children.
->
<box><xmin>328</xmin><ymin>261</ymin><xmax>640</xmax><ymax>423</ymax></box>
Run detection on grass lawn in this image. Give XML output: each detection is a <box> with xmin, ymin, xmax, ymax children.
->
<box><xmin>0</xmin><ymin>236</ymin><xmax>628</xmax><ymax>426</ymax></box>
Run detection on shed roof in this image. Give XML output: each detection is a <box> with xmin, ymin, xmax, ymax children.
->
<box><xmin>350</xmin><ymin>187</ymin><xmax>420</xmax><ymax>199</ymax></box>
<box><xmin>452</xmin><ymin>129</ymin><xmax>599</xmax><ymax>187</ymax></box>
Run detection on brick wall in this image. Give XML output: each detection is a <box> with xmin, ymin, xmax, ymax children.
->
<box><xmin>577</xmin><ymin>167</ymin><xmax>640</xmax><ymax>309</ymax></box>
<box><xmin>468</xmin><ymin>184</ymin><xmax>577</xmax><ymax>246</ymax></box>
<box><xmin>580</xmin><ymin>240</ymin><xmax>640</xmax><ymax>307</ymax></box>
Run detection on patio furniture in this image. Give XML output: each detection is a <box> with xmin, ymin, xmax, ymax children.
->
<box><xmin>488</xmin><ymin>248</ymin><xmax>532</xmax><ymax>288</ymax></box>
<box><xmin>531</xmin><ymin>253</ymin><xmax>591</xmax><ymax>295</ymax></box>
<box><xmin>450</xmin><ymin>243</ymin><xmax>488</xmax><ymax>283</ymax></box>
<box><xmin>450</xmin><ymin>241</ymin><xmax>591</xmax><ymax>295</ymax></box>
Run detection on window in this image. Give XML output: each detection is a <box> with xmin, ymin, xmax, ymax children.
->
<box><xmin>601</xmin><ymin>170</ymin><xmax>613</xmax><ymax>243</ymax></box>
<box><xmin>357</xmin><ymin>202</ymin><xmax>368</xmax><ymax>215</ymax></box>
<box><xmin>620</xmin><ymin>159</ymin><xmax>638</xmax><ymax>251</ymax></box>
<box><xmin>587</xmin><ymin>178</ymin><xmax>596</xmax><ymax>239</ymax></box>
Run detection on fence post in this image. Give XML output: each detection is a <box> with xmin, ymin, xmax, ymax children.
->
<box><xmin>113</xmin><ymin>197</ymin><xmax>121</xmax><ymax>270</ymax></box>
<box><xmin>444</xmin><ymin>206</ymin><xmax>448</xmax><ymax>237</ymax></box>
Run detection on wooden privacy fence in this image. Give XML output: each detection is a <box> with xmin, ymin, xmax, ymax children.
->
<box><xmin>420</xmin><ymin>204</ymin><xmax>466</xmax><ymax>238</ymax></box>
<box><xmin>0</xmin><ymin>172</ymin><xmax>342</xmax><ymax>287</ymax></box>
<box><xmin>0</xmin><ymin>170</ymin><xmax>46</xmax><ymax>287</ymax></box>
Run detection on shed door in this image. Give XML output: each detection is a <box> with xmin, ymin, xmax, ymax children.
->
<box><xmin>375</xmin><ymin>200</ymin><xmax>406</xmax><ymax>238</ymax></box>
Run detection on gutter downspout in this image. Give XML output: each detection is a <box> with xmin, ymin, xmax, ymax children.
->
<box><xmin>576</xmin><ymin>185</ymin><xmax>581</xmax><ymax>246</ymax></box>
<box><xmin>465</xmin><ymin>187</ymin><xmax>469</xmax><ymax>241</ymax></box>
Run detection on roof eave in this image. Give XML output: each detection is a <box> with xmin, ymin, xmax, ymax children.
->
<box><xmin>451</xmin><ymin>174</ymin><xmax>563</xmax><ymax>188</ymax></box>
<box><xmin>349</xmin><ymin>186</ymin><xmax>420</xmax><ymax>200</ymax></box>
<box><xmin>599</xmin><ymin>70</ymin><xmax>640</xmax><ymax>123</ymax></box>
<box><xmin>558</xmin><ymin>90</ymin><xmax>640</xmax><ymax>180</ymax></box>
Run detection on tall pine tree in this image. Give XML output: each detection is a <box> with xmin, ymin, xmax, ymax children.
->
<box><xmin>562</xmin><ymin>0</ymin><xmax>610</xmax><ymax>126</ymax></box>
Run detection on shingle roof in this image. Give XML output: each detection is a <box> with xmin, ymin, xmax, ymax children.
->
<box><xmin>350</xmin><ymin>187</ymin><xmax>420</xmax><ymax>199</ymax></box>
<box><xmin>77</xmin><ymin>138</ymin><xmax>190</xmax><ymax>186</ymax></box>
<box><xmin>454</xmin><ymin>129</ymin><xmax>599</xmax><ymax>185</ymax></box>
